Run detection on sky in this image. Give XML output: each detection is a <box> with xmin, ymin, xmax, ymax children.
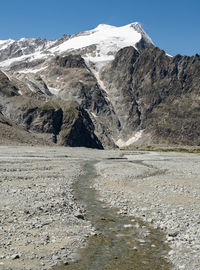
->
<box><xmin>0</xmin><ymin>0</ymin><xmax>199</xmax><ymax>56</ymax></box>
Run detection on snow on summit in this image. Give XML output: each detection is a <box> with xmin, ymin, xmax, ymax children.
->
<box><xmin>49</xmin><ymin>22</ymin><xmax>145</xmax><ymax>69</ymax></box>
<box><xmin>0</xmin><ymin>22</ymin><xmax>153</xmax><ymax>70</ymax></box>
<box><xmin>51</xmin><ymin>22</ymin><xmax>142</xmax><ymax>54</ymax></box>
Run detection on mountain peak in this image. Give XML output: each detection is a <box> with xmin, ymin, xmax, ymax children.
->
<box><xmin>128</xmin><ymin>22</ymin><xmax>154</xmax><ymax>45</ymax></box>
<box><xmin>129</xmin><ymin>22</ymin><xmax>142</xmax><ymax>28</ymax></box>
<box><xmin>0</xmin><ymin>22</ymin><xmax>154</xmax><ymax>70</ymax></box>
<box><xmin>95</xmin><ymin>24</ymin><xmax>117</xmax><ymax>30</ymax></box>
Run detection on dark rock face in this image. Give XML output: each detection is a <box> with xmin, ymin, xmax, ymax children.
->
<box><xmin>59</xmin><ymin>106</ymin><xmax>103</xmax><ymax>149</ymax></box>
<box><xmin>135</xmin><ymin>37</ymin><xmax>154</xmax><ymax>53</ymax></box>
<box><xmin>100</xmin><ymin>47</ymin><xmax>200</xmax><ymax>146</ymax></box>
<box><xmin>0</xmin><ymin>72</ymin><xmax>104</xmax><ymax>149</ymax></box>
<box><xmin>100</xmin><ymin>47</ymin><xmax>140</xmax><ymax>138</ymax></box>
<box><xmin>0</xmin><ymin>109</ymin><xmax>52</xmax><ymax>146</ymax></box>
<box><xmin>42</xmin><ymin>55</ymin><xmax>120</xmax><ymax>148</ymax></box>
<box><xmin>0</xmin><ymin>71</ymin><xmax>19</xmax><ymax>97</ymax></box>
<box><xmin>55</xmin><ymin>55</ymin><xmax>87</xmax><ymax>69</ymax></box>
<box><xmin>22</xmin><ymin>105</ymin><xmax>63</xmax><ymax>134</ymax></box>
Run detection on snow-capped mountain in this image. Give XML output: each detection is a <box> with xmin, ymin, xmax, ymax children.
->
<box><xmin>49</xmin><ymin>22</ymin><xmax>153</xmax><ymax>71</ymax></box>
<box><xmin>0</xmin><ymin>22</ymin><xmax>153</xmax><ymax>71</ymax></box>
<box><xmin>0</xmin><ymin>22</ymin><xmax>199</xmax><ymax>149</ymax></box>
<box><xmin>0</xmin><ymin>22</ymin><xmax>155</xmax><ymax>148</ymax></box>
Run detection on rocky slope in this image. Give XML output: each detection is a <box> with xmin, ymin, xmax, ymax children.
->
<box><xmin>0</xmin><ymin>111</ymin><xmax>52</xmax><ymax>146</ymax></box>
<box><xmin>100</xmin><ymin>47</ymin><xmax>200</xmax><ymax>146</ymax></box>
<box><xmin>0</xmin><ymin>23</ymin><xmax>199</xmax><ymax>148</ymax></box>
<box><xmin>0</xmin><ymin>71</ymin><xmax>103</xmax><ymax>148</ymax></box>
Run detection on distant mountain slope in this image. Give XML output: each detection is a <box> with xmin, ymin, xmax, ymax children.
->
<box><xmin>0</xmin><ymin>23</ymin><xmax>199</xmax><ymax>148</ymax></box>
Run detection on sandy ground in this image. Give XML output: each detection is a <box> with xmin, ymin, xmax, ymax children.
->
<box><xmin>0</xmin><ymin>146</ymin><xmax>199</xmax><ymax>270</ymax></box>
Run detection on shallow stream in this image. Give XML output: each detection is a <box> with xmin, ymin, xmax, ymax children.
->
<box><xmin>56</xmin><ymin>160</ymin><xmax>171</xmax><ymax>270</ymax></box>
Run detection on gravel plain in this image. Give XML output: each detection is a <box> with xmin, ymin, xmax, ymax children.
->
<box><xmin>0</xmin><ymin>146</ymin><xmax>98</xmax><ymax>270</ymax></box>
<box><xmin>94</xmin><ymin>151</ymin><xmax>200</xmax><ymax>270</ymax></box>
<box><xmin>0</xmin><ymin>146</ymin><xmax>200</xmax><ymax>270</ymax></box>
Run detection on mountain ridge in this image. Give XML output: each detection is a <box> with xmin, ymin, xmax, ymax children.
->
<box><xmin>0</xmin><ymin>22</ymin><xmax>154</xmax><ymax>70</ymax></box>
<box><xmin>0</xmin><ymin>23</ymin><xmax>199</xmax><ymax>149</ymax></box>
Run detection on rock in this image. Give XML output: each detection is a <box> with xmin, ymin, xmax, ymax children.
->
<box><xmin>11</xmin><ymin>253</ymin><xmax>21</xmax><ymax>260</ymax></box>
<box><xmin>58</xmin><ymin>105</ymin><xmax>103</xmax><ymax>149</ymax></box>
<box><xmin>75</xmin><ymin>213</ymin><xmax>85</xmax><ymax>220</ymax></box>
<box><xmin>68</xmin><ymin>252</ymin><xmax>82</xmax><ymax>262</ymax></box>
<box><xmin>52</xmin><ymin>255</ymin><xmax>60</xmax><ymax>261</ymax></box>
<box><xmin>168</xmin><ymin>230</ymin><xmax>179</xmax><ymax>237</ymax></box>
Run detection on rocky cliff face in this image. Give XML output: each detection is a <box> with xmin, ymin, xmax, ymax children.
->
<box><xmin>100</xmin><ymin>47</ymin><xmax>200</xmax><ymax>146</ymax></box>
<box><xmin>41</xmin><ymin>54</ymin><xmax>120</xmax><ymax>147</ymax></box>
<box><xmin>100</xmin><ymin>47</ymin><xmax>141</xmax><ymax>139</ymax></box>
<box><xmin>0</xmin><ymin>71</ymin><xmax>103</xmax><ymax>148</ymax></box>
<box><xmin>0</xmin><ymin>71</ymin><xmax>19</xmax><ymax>97</ymax></box>
<box><xmin>0</xmin><ymin>110</ymin><xmax>53</xmax><ymax>146</ymax></box>
<box><xmin>58</xmin><ymin>104</ymin><xmax>103</xmax><ymax>149</ymax></box>
<box><xmin>0</xmin><ymin>23</ymin><xmax>199</xmax><ymax>148</ymax></box>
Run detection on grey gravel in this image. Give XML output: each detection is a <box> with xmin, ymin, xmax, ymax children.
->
<box><xmin>0</xmin><ymin>146</ymin><xmax>100</xmax><ymax>270</ymax></box>
<box><xmin>1</xmin><ymin>146</ymin><xmax>199</xmax><ymax>270</ymax></box>
<box><xmin>94</xmin><ymin>151</ymin><xmax>200</xmax><ymax>270</ymax></box>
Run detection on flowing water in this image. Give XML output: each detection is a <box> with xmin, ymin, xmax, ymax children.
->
<box><xmin>56</xmin><ymin>160</ymin><xmax>171</xmax><ymax>270</ymax></box>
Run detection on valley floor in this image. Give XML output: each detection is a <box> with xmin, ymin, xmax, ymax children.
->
<box><xmin>94</xmin><ymin>151</ymin><xmax>200</xmax><ymax>270</ymax></box>
<box><xmin>0</xmin><ymin>146</ymin><xmax>199</xmax><ymax>270</ymax></box>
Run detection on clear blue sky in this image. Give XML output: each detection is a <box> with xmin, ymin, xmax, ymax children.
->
<box><xmin>0</xmin><ymin>0</ymin><xmax>199</xmax><ymax>56</ymax></box>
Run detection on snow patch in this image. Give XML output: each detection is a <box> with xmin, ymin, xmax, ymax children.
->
<box><xmin>166</xmin><ymin>53</ymin><xmax>172</xmax><ymax>57</ymax></box>
<box><xmin>89</xmin><ymin>65</ymin><xmax>108</xmax><ymax>92</ymax></box>
<box><xmin>116</xmin><ymin>130</ymin><xmax>143</xmax><ymax>148</ymax></box>
<box><xmin>17</xmin><ymin>66</ymin><xmax>47</xmax><ymax>74</ymax></box>
<box><xmin>0</xmin><ymin>51</ymin><xmax>50</xmax><ymax>68</ymax></box>
<box><xmin>50</xmin><ymin>23</ymin><xmax>141</xmax><ymax>54</ymax></box>
<box><xmin>91</xmin><ymin>112</ymin><xmax>97</xmax><ymax>118</ymax></box>
<box><xmin>84</xmin><ymin>55</ymin><xmax>114</xmax><ymax>72</ymax></box>
<box><xmin>0</xmin><ymin>39</ymin><xmax>15</xmax><ymax>50</ymax></box>
<box><xmin>0</xmin><ymin>22</ymin><xmax>154</xmax><ymax>71</ymax></box>
<box><xmin>50</xmin><ymin>23</ymin><xmax>142</xmax><ymax>69</ymax></box>
<box><xmin>48</xmin><ymin>87</ymin><xmax>60</xmax><ymax>95</ymax></box>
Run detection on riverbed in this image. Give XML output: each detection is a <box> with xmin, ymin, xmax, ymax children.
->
<box><xmin>0</xmin><ymin>146</ymin><xmax>199</xmax><ymax>269</ymax></box>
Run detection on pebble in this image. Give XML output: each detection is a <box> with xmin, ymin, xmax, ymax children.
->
<box><xmin>11</xmin><ymin>254</ymin><xmax>21</xmax><ymax>260</ymax></box>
